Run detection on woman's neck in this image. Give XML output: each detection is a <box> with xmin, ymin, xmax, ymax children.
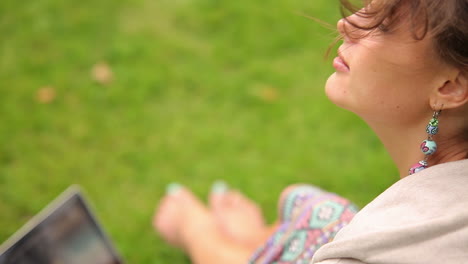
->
<box><xmin>371</xmin><ymin>119</ymin><xmax>468</xmax><ymax>178</ymax></box>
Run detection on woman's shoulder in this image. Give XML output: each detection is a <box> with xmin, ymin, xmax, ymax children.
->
<box><xmin>312</xmin><ymin>159</ymin><xmax>468</xmax><ymax>264</ymax></box>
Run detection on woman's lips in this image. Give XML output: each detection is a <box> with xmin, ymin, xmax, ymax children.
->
<box><xmin>333</xmin><ymin>56</ymin><xmax>350</xmax><ymax>72</ymax></box>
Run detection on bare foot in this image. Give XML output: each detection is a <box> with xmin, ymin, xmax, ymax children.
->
<box><xmin>209</xmin><ymin>182</ymin><xmax>277</xmax><ymax>249</ymax></box>
<box><xmin>153</xmin><ymin>184</ymin><xmax>215</xmax><ymax>248</ymax></box>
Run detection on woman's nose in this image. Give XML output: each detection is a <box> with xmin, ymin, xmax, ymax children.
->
<box><xmin>337</xmin><ymin>18</ymin><xmax>357</xmax><ymax>43</ymax></box>
<box><xmin>337</xmin><ymin>18</ymin><xmax>346</xmax><ymax>35</ymax></box>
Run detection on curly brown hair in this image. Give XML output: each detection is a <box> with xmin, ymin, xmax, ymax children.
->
<box><xmin>339</xmin><ymin>0</ymin><xmax>468</xmax><ymax>72</ymax></box>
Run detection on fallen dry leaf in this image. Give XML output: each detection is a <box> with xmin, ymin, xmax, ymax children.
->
<box><xmin>252</xmin><ymin>84</ymin><xmax>279</xmax><ymax>102</ymax></box>
<box><xmin>36</xmin><ymin>86</ymin><xmax>56</xmax><ymax>104</ymax></box>
<box><xmin>91</xmin><ymin>62</ymin><xmax>113</xmax><ymax>85</ymax></box>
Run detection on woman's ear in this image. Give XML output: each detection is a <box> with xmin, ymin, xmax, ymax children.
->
<box><xmin>430</xmin><ymin>71</ymin><xmax>468</xmax><ymax>109</ymax></box>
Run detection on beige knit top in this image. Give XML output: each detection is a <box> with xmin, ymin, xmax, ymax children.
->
<box><xmin>312</xmin><ymin>159</ymin><xmax>468</xmax><ymax>264</ymax></box>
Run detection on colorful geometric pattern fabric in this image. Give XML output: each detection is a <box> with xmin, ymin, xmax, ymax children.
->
<box><xmin>249</xmin><ymin>185</ymin><xmax>358</xmax><ymax>264</ymax></box>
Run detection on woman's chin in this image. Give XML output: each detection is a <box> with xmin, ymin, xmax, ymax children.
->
<box><xmin>325</xmin><ymin>74</ymin><xmax>351</xmax><ymax>110</ymax></box>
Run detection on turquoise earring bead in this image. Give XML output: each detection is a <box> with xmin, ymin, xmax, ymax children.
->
<box><xmin>426</xmin><ymin>118</ymin><xmax>439</xmax><ymax>135</ymax></box>
<box><xmin>420</xmin><ymin>140</ymin><xmax>437</xmax><ymax>155</ymax></box>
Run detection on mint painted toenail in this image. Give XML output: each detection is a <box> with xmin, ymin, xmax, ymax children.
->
<box><xmin>166</xmin><ymin>183</ymin><xmax>182</xmax><ymax>195</ymax></box>
<box><xmin>211</xmin><ymin>180</ymin><xmax>228</xmax><ymax>194</ymax></box>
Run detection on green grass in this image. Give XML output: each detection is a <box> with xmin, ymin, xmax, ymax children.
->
<box><xmin>0</xmin><ymin>0</ymin><xmax>398</xmax><ymax>262</ymax></box>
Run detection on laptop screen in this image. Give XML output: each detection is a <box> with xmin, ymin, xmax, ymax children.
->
<box><xmin>0</xmin><ymin>187</ymin><xmax>123</xmax><ymax>264</ymax></box>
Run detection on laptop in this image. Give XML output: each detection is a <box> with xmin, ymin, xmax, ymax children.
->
<box><xmin>0</xmin><ymin>186</ymin><xmax>124</xmax><ymax>264</ymax></box>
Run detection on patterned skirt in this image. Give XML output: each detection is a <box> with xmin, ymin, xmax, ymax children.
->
<box><xmin>249</xmin><ymin>185</ymin><xmax>358</xmax><ymax>264</ymax></box>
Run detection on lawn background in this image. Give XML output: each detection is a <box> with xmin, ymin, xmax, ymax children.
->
<box><xmin>0</xmin><ymin>0</ymin><xmax>398</xmax><ymax>262</ymax></box>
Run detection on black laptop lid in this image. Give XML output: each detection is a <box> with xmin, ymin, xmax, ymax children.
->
<box><xmin>0</xmin><ymin>186</ymin><xmax>123</xmax><ymax>264</ymax></box>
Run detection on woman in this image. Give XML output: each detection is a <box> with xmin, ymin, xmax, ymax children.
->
<box><xmin>154</xmin><ymin>0</ymin><xmax>468</xmax><ymax>263</ymax></box>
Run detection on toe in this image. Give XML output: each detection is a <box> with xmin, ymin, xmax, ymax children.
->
<box><xmin>209</xmin><ymin>180</ymin><xmax>229</xmax><ymax>209</ymax></box>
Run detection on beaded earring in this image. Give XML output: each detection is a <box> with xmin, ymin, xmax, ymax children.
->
<box><xmin>408</xmin><ymin>108</ymin><xmax>442</xmax><ymax>175</ymax></box>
